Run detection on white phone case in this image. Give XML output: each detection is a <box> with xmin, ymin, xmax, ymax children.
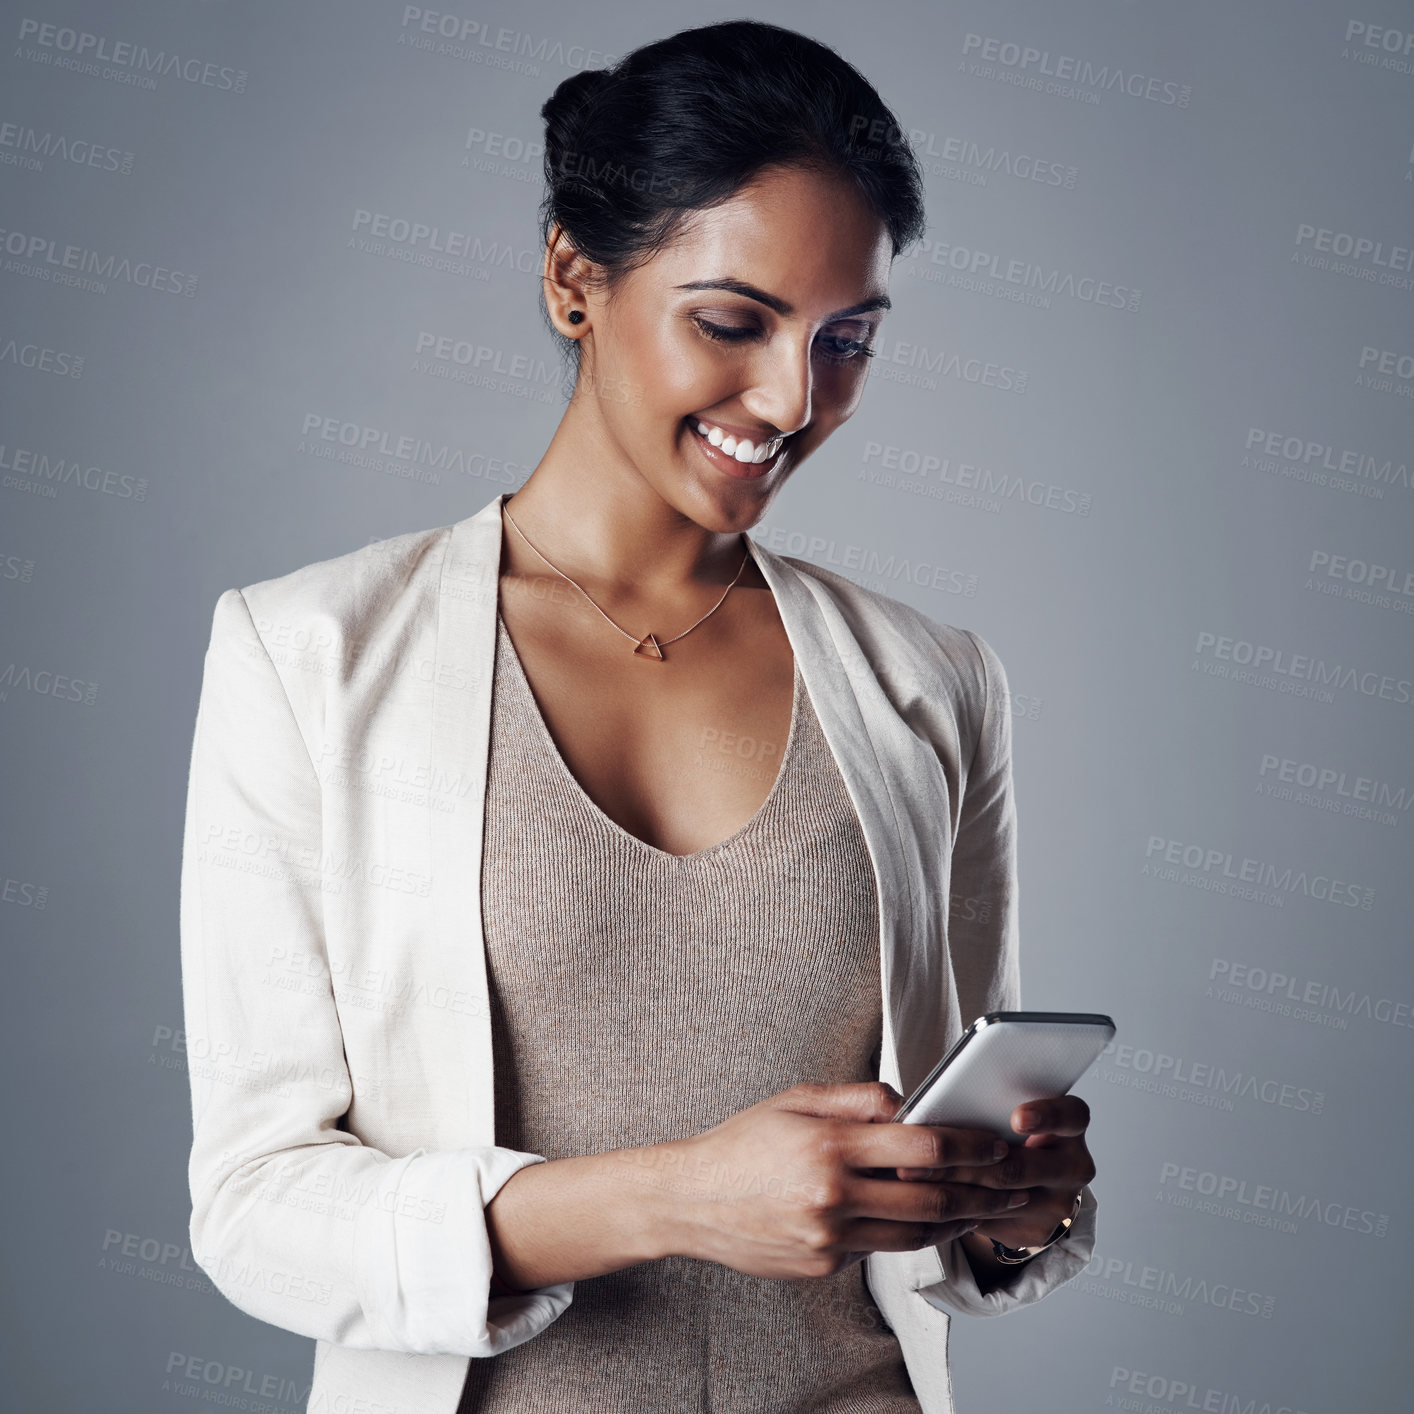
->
<box><xmin>895</xmin><ymin>1011</ymin><xmax>1115</xmax><ymax>1142</ymax></box>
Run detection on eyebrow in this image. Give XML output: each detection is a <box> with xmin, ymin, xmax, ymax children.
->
<box><xmin>672</xmin><ymin>277</ymin><xmax>891</xmax><ymax>321</ymax></box>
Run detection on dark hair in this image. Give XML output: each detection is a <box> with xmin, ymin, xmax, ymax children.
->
<box><xmin>537</xmin><ymin>19</ymin><xmax>926</xmax><ymax>371</ymax></box>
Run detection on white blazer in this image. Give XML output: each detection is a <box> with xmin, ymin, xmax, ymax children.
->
<box><xmin>180</xmin><ymin>490</ymin><xmax>1097</xmax><ymax>1414</ymax></box>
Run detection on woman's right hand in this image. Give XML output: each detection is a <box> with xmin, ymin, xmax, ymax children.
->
<box><xmin>620</xmin><ymin>1080</ymin><xmax>1028</xmax><ymax>1279</ymax></box>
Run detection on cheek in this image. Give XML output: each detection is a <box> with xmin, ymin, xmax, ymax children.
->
<box><xmin>651</xmin><ymin>343</ymin><xmax>743</xmax><ymax>416</ymax></box>
<box><xmin>826</xmin><ymin>365</ymin><xmax>872</xmax><ymax>417</ymax></box>
<box><xmin>606</xmin><ymin>311</ymin><xmax>711</xmax><ymax>406</ymax></box>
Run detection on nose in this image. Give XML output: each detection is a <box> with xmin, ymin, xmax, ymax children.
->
<box><xmin>742</xmin><ymin>336</ymin><xmax>813</xmax><ymax>438</ymax></box>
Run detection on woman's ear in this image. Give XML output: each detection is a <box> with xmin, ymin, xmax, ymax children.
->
<box><xmin>542</xmin><ymin>224</ymin><xmax>596</xmax><ymax>337</ymax></box>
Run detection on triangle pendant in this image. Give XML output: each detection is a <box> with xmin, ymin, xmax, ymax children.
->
<box><xmin>632</xmin><ymin>633</ymin><xmax>665</xmax><ymax>660</ymax></box>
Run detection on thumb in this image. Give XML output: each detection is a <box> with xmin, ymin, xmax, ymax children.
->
<box><xmin>766</xmin><ymin>1080</ymin><xmax>904</xmax><ymax>1123</ymax></box>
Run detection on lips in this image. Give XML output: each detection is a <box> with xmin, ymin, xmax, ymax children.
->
<box><xmin>686</xmin><ymin>417</ymin><xmax>790</xmax><ymax>481</ymax></box>
<box><xmin>690</xmin><ymin>417</ymin><xmax>785</xmax><ymax>465</ymax></box>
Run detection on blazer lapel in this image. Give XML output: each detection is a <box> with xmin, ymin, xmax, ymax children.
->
<box><xmin>429</xmin><ymin>494</ymin><xmax>506</xmax><ymax>1144</ymax></box>
<box><xmin>743</xmin><ymin>534</ymin><xmax>962</xmax><ymax>1315</ymax></box>
<box><xmin>745</xmin><ymin>534</ymin><xmax>960</xmax><ymax>1099</ymax></box>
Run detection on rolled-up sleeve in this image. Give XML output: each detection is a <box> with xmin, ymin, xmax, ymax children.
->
<box><xmin>180</xmin><ymin>587</ymin><xmax>573</xmax><ymax>1355</ymax></box>
<box><xmin>925</xmin><ymin>1187</ymin><xmax>1097</xmax><ymax>1317</ymax></box>
<box><xmin>915</xmin><ymin>626</ymin><xmax>1097</xmax><ymax>1318</ymax></box>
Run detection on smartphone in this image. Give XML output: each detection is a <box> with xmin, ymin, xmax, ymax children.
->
<box><xmin>893</xmin><ymin>1011</ymin><xmax>1115</xmax><ymax>1143</ymax></box>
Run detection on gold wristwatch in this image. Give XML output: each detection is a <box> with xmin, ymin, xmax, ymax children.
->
<box><xmin>990</xmin><ymin>1192</ymin><xmax>1082</xmax><ymax>1265</ymax></box>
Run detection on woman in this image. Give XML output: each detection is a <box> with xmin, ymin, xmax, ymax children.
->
<box><xmin>180</xmin><ymin>20</ymin><xmax>1097</xmax><ymax>1414</ymax></box>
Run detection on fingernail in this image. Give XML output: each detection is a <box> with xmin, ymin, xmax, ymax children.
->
<box><xmin>1007</xmin><ymin>1192</ymin><xmax>1030</xmax><ymax>1208</ymax></box>
<box><xmin>991</xmin><ymin>1140</ymin><xmax>1009</xmax><ymax>1161</ymax></box>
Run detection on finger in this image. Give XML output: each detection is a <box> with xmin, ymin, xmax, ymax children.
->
<box><xmin>846</xmin><ymin>1176</ymin><xmax>1031</xmax><ymax>1227</ymax></box>
<box><xmin>939</xmin><ymin>1142</ymin><xmax>1091</xmax><ymax>1191</ymax></box>
<box><xmin>843</xmin><ymin>1122</ymin><xmax>1010</xmax><ymax>1174</ymax></box>
<box><xmin>840</xmin><ymin>1216</ymin><xmax>983</xmax><ymax>1256</ymax></box>
<box><xmin>893</xmin><ymin>1160</ymin><xmax>1013</xmax><ymax>1181</ymax></box>
<box><xmin>1011</xmin><ymin>1093</ymin><xmax>1091</xmax><ymax>1138</ymax></box>
<box><xmin>969</xmin><ymin>1200</ymin><xmax>1076</xmax><ymax>1248</ymax></box>
<box><xmin>767</xmin><ymin>1080</ymin><xmax>904</xmax><ymax>1124</ymax></box>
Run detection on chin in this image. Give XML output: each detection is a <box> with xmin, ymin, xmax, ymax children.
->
<box><xmin>664</xmin><ymin>473</ymin><xmax>773</xmax><ymax>537</ymax></box>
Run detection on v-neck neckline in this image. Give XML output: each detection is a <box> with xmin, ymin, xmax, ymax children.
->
<box><xmin>493</xmin><ymin>611</ymin><xmax>803</xmax><ymax>862</ymax></box>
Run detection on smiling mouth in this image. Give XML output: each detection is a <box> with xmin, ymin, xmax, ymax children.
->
<box><xmin>688</xmin><ymin>417</ymin><xmax>787</xmax><ymax>466</ymax></box>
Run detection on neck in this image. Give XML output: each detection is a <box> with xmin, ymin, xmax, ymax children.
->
<box><xmin>499</xmin><ymin>395</ymin><xmax>758</xmax><ymax>609</ymax></box>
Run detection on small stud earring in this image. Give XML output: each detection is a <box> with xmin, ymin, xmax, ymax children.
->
<box><xmin>567</xmin><ymin>309</ymin><xmax>584</xmax><ymax>325</ymax></box>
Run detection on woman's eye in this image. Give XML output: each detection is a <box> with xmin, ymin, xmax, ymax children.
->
<box><xmin>817</xmin><ymin>334</ymin><xmax>876</xmax><ymax>363</ymax></box>
<box><xmin>692</xmin><ymin>315</ymin><xmax>875</xmax><ymax>363</ymax></box>
<box><xmin>693</xmin><ymin>316</ymin><xmax>759</xmax><ymax>343</ymax></box>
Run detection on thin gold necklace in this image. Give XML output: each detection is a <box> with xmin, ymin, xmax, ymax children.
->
<box><xmin>500</xmin><ymin>499</ymin><xmax>751</xmax><ymax>661</ymax></box>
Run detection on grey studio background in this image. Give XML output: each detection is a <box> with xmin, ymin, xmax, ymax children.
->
<box><xmin>1</xmin><ymin>1</ymin><xmax>1411</xmax><ymax>1410</ymax></box>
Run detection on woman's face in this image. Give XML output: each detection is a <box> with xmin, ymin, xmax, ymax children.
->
<box><xmin>566</xmin><ymin>162</ymin><xmax>894</xmax><ymax>533</ymax></box>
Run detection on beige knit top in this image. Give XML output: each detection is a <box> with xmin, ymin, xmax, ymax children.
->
<box><xmin>456</xmin><ymin>613</ymin><xmax>924</xmax><ymax>1413</ymax></box>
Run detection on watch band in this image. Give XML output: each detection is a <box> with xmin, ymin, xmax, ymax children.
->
<box><xmin>990</xmin><ymin>1191</ymin><xmax>1083</xmax><ymax>1265</ymax></box>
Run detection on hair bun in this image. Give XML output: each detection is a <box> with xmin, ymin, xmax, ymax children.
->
<box><xmin>540</xmin><ymin>67</ymin><xmax>613</xmax><ymax>169</ymax></box>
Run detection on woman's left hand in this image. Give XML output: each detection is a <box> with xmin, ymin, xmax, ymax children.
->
<box><xmin>892</xmin><ymin>1094</ymin><xmax>1095</xmax><ymax>1249</ymax></box>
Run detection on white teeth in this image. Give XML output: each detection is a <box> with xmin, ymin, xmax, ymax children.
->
<box><xmin>692</xmin><ymin>418</ymin><xmax>784</xmax><ymax>464</ymax></box>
